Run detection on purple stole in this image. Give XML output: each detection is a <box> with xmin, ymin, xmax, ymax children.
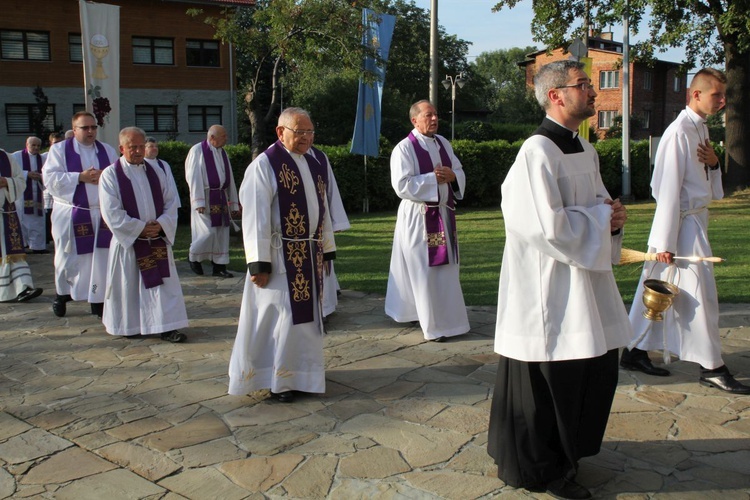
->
<box><xmin>266</xmin><ymin>141</ymin><xmax>327</xmax><ymax>325</ymax></box>
<box><xmin>0</xmin><ymin>152</ymin><xmax>25</xmax><ymax>261</ymax></box>
<box><xmin>407</xmin><ymin>132</ymin><xmax>458</xmax><ymax>267</ymax></box>
<box><xmin>64</xmin><ymin>138</ymin><xmax>112</xmax><ymax>254</ymax></box>
<box><xmin>114</xmin><ymin>162</ymin><xmax>170</xmax><ymax>289</ymax></box>
<box><xmin>21</xmin><ymin>150</ymin><xmax>44</xmax><ymax>216</ymax></box>
<box><xmin>200</xmin><ymin>141</ymin><xmax>231</xmax><ymax>227</ymax></box>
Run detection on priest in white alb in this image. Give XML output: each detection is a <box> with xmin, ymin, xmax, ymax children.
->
<box><xmin>385</xmin><ymin>100</ymin><xmax>469</xmax><ymax>342</ymax></box>
<box><xmin>12</xmin><ymin>136</ymin><xmax>47</xmax><ymax>253</ymax></box>
<box><xmin>228</xmin><ymin>108</ymin><xmax>335</xmax><ymax>404</ymax></box>
<box><xmin>99</xmin><ymin>127</ymin><xmax>188</xmax><ymax>343</ymax></box>
<box><xmin>43</xmin><ymin>111</ymin><xmax>118</xmax><ymax>318</ymax></box>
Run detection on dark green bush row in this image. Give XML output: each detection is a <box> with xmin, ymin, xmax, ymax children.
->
<box><xmin>153</xmin><ymin>138</ymin><xmax>658</xmax><ymax>219</ymax></box>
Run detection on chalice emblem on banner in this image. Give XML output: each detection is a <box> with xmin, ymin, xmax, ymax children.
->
<box><xmin>90</xmin><ymin>34</ymin><xmax>110</xmax><ymax>79</ymax></box>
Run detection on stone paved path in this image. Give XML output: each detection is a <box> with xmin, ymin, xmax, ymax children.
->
<box><xmin>1</xmin><ymin>253</ymin><xmax>750</xmax><ymax>499</ymax></box>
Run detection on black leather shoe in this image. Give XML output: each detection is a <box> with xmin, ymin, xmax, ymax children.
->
<box><xmin>52</xmin><ymin>294</ymin><xmax>71</xmax><ymax>317</ymax></box>
<box><xmin>160</xmin><ymin>330</ymin><xmax>187</xmax><ymax>343</ymax></box>
<box><xmin>189</xmin><ymin>261</ymin><xmax>204</xmax><ymax>275</ymax></box>
<box><xmin>546</xmin><ymin>477</ymin><xmax>592</xmax><ymax>500</ymax></box>
<box><xmin>699</xmin><ymin>372</ymin><xmax>750</xmax><ymax>394</ymax></box>
<box><xmin>271</xmin><ymin>391</ymin><xmax>295</xmax><ymax>403</ymax></box>
<box><xmin>620</xmin><ymin>348</ymin><xmax>670</xmax><ymax>376</ymax></box>
<box><xmin>16</xmin><ymin>287</ymin><xmax>43</xmax><ymax>302</ymax></box>
<box><xmin>212</xmin><ymin>270</ymin><xmax>234</xmax><ymax>278</ymax></box>
<box><xmin>430</xmin><ymin>336</ymin><xmax>447</xmax><ymax>343</ymax></box>
<box><xmin>91</xmin><ymin>302</ymin><xmax>104</xmax><ymax>318</ymax></box>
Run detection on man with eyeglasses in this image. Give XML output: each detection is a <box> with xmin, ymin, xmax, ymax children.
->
<box><xmin>385</xmin><ymin>100</ymin><xmax>469</xmax><ymax>343</ymax></box>
<box><xmin>487</xmin><ymin>60</ymin><xmax>631</xmax><ymax>499</ymax></box>
<box><xmin>185</xmin><ymin>125</ymin><xmax>240</xmax><ymax>278</ymax></box>
<box><xmin>44</xmin><ymin>111</ymin><xmax>118</xmax><ymax>318</ymax></box>
<box><xmin>98</xmin><ymin>127</ymin><xmax>188</xmax><ymax>343</ymax></box>
<box><xmin>626</xmin><ymin>68</ymin><xmax>749</xmax><ymax>394</ymax></box>
<box><xmin>11</xmin><ymin>136</ymin><xmax>47</xmax><ymax>253</ymax></box>
<box><xmin>228</xmin><ymin>107</ymin><xmax>335</xmax><ymax>404</ymax></box>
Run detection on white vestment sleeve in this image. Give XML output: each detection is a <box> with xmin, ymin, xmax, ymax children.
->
<box><xmin>502</xmin><ymin>140</ymin><xmax>613</xmax><ymax>272</ymax></box>
<box><xmin>240</xmin><ymin>154</ymin><xmax>275</xmax><ymax>266</ymax></box>
<box><xmin>185</xmin><ymin>144</ymin><xmax>206</xmax><ymax>210</ymax></box>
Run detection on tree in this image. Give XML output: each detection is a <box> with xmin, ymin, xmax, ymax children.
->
<box><xmin>31</xmin><ymin>86</ymin><xmax>53</xmax><ymax>146</ymax></box>
<box><xmin>288</xmin><ymin>0</ymin><xmax>473</xmax><ymax>145</ymax></box>
<box><xmin>189</xmin><ymin>1</ymin><xmax>371</xmax><ymax>157</ymax></box>
<box><xmin>471</xmin><ymin>47</ymin><xmax>543</xmax><ymax>123</ymax></box>
<box><xmin>490</xmin><ymin>0</ymin><xmax>750</xmax><ymax>190</ymax></box>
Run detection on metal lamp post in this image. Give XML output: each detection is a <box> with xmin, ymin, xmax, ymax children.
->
<box><xmin>442</xmin><ymin>72</ymin><xmax>466</xmax><ymax>141</ymax></box>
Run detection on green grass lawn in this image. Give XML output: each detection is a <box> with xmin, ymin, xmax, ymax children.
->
<box><xmin>173</xmin><ymin>190</ymin><xmax>750</xmax><ymax>306</ymax></box>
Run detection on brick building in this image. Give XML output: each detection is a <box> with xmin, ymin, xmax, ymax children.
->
<box><xmin>0</xmin><ymin>0</ymin><xmax>253</xmax><ymax>150</ymax></box>
<box><xmin>520</xmin><ymin>34</ymin><xmax>687</xmax><ymax>140</ymax></box>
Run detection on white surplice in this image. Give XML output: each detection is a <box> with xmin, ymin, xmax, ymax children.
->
<box><xmin>228</xmin><ymin>146</ymin><xmax>335</xmax><ymax>396</ymax></box>
<box><xmin>318</xmin><ymin>151</ymin><xmax>350</xmax><ymax>317</ymax></box>
<box><xmin>629</xmin><ymin>107</ymin><xmax>725</xmax><ymax>369</ymax></box>
<box><xmin>44</xmin><ymin>140</ymin><xmax>118</xmax><ymax>302</ymax></box>
<box><xmin>185</xmin><ymin>142</ymin><xmax>239</xmax><ymax>265</ymax></box>
<box><xmin>147</xmin><ymin>158</ymin><xmax>182</xmax><ymax>208</ymax></box>
<box><xmin>99</xmin><ymin>158</ymin><xmax>189</xmax><ymax>336</ymax></box>
<box><xmin>11</xmin><ymin>150</ymin><xmax>46</xmax><ymax>250</ymax></box>
<box><xmin>0</xmin><ymin>150</ymin><xmax>36</xmax><ymax>301</ymax></box>
<box><xmin>385</xmin><ymin>129</ymin><xmax>470</xmax><ymax>340</ymax></box>
<box><xmin>495</xmin><ymin>133</ymin><xmax>632</xmax><ymax>361</ymax></box>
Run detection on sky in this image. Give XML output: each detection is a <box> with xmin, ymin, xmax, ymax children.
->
<box><xmin>411</xmin><ymin>0</ymin><xmax>687</xmax><ymax>64</ymax></box>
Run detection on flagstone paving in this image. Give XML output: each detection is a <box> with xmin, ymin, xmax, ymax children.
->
<box><xmin>1</xmin><ymin>252</ymin><xmax>750</xmax><ymax>498</ymax></box>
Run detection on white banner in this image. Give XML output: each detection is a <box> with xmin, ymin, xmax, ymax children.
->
<box><xmin>79</xmin><ymin>0</ymin><xmax>120</xmax><ymax>148</ymax></box>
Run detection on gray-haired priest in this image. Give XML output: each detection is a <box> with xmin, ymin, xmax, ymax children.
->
<box><xmin>98</xmin><ymin>127</ymin><xmax>188</xmax><ymax>343</ymax></box>
<box><xmin>228</xmin><ymin>108</ymin><xmax>335</xmax><ymax>404</ymax></box>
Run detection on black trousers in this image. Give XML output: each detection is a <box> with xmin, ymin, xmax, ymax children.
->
<box><xmin>487</xmin><ymin>349</ymin><xmax>619</xmax><ymax>488</ymax></box>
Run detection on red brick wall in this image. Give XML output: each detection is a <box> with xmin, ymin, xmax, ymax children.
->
<box><xmin>1</xmin><ymin>0</ymin><xmax>233</xmax><ymax>91</ymax></box>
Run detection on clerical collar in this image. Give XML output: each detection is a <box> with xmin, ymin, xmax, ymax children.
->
<box><xmin>533</xmin><ymin>117</ymin><xmax>584</xmax><ymax>154</ymax></box>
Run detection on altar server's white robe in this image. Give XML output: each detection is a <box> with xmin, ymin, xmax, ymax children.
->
<box><xmin>12</xmin><ymin>150</ymin><xmax>46</xmax><ymax>250</ymax></box>
<box><xmin>99</xmin><ymin>158</ymin><xmax>189</xmax><ymax>336</ymax></box>
<box><xmin>228</xmin><ymin>149</ymin><xmax>335</xmax><ymax>396</ymax></box>
<box><xmin>44</xmin><ymin>140</ymin><xmax>117</xmax><ymax>302</ymax></box>
<box><xmin>185</xmin><ymin>143</ymin><xmax>239</xmax><ymax>264</ymax></box>
<box><xmin>629</xmin><ymin>107</ymin><xmax>724</xmax><ymax>369</ymax></box>
<box><xmin>0</xmin><ymin>150</ymin><xmax>35</xmax><ymax>301</ymax></box>
<box><xmin>495</xmin><ymin>135</ymin><xmax>632</xmax><ymax>361</ymax></box>
<box><xmin>385</xmin><ymin>129</ymin><xmax>469</xmax><ymax>340</ymax></box>
<box><xmin>320</xmin><ymin>154</ymin><xmax>350</xmax><ymax>317</ymax></box>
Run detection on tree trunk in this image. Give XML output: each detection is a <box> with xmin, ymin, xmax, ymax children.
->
<box><xmin>722</xmin><ymin>43</ymin><xmax>750</xmax><ymax>192</ymax></box>
<box><xmin>245</xmin><ymin>87</ymin><xmax>266</xmax><ymax>159</ymax></box>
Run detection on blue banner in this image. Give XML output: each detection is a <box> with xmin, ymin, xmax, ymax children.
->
<box><xmin>350</xmin><ymin>8</ymin><xmax>396</xmax><ymax>158</ymax></box>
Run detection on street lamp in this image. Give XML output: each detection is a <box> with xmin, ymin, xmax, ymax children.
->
<box><xmin>442</xmin><ymin>72</ymin><xmax>466</xmax><ymax>141</ymax></box>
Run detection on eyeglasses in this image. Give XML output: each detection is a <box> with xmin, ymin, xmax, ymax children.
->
<box><xmin>284</xmin><ymin>126</ymin><xmax>315</xmax><ymax>137</ymax></box>
<box><xmin>555</xmin><ymin>82</ymin><xmax>594</xmax><ymax>92</ymax></box>
<box><xmin>76</xmin><ymin>125</ymin><xmax>99</xmax><ymax>131</ymax></box>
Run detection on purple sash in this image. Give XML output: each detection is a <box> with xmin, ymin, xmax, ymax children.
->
<box><xmin>0</xmin><ymin>152</ymin><xmax>25</xmax><ymax>260</ymax></box>
<box><xmin>64</xmin><ymin>138</ymin><xmax>112</xmax><ymax>254</ymax></box>
<box><xmin>114</xmin><ymin>162</ymin><xmax>170</xmax><ymax>289</ymax></box>
<box><xmin>21</xmin><ymin>150</ymin><xmax>44</xmax><ymax>216</ymax></box>
<box><xmin>200</xmin><ymin>141</ymin><xmax>231</xmax><ymax>228</ymax></box>
<box><xmin>155</xmin><ymin>159</ymin><xmax>166</xmax><ymax>173</ymax></box>
<box><xmin>266</xmin><ymin>141</ymin><xmax>327</xmax><ymax>325</ymax></box>
<box><xmin>407</xmin><ymin>132</ymin><xmax>458</xmax><ymax>267</ymax></box>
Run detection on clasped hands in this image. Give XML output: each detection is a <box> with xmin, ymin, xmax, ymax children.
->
<box><xmin>434</xmin><ymin>165</ymin><xmax>455</xmax><ymax>184</ymax></box>
<box><xmin>139</xmin><ymin>220</ymin><xmax>162</xmax><ymax>239</ymax></box>
<box><xmin>79</xmin><ymin>167</ymin><xmax>102</xmax><ymax>185</ymax></box>
<box><xmin>605</xmin><ymin>198</ymin><xmax>627</xmax><ymax>232</ymax></box>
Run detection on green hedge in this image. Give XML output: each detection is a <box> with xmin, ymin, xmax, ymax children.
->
<box><xmin>153</xmin><ymin>137</ymin><xmax>660</xmax><ymax>218</ymax></box>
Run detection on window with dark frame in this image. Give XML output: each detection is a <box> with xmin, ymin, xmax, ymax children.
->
<box><xmin>188</xmin><ymin>106</ymin><xmax>222</xmax><ymax>132</ymax></box>
<box><xmin>5</xmin><ymin>104</ymin><xmax>56</xmax><ymax>134</ymax></box>
<box><xmin>135</xmin><ymin>105</ymin><xmax>177</xmax><ymax>132</ymax></box>
<box><xmin>132</xmin><ymin>36</ymin><xmax>174</xmax><ymax>65</ymax></box>
<box><xmin>643</xmin><ymin>71</ymin><xmax>652</xmax><ymax>91</ymax></box>
<box><xmin>1</xmin><ymin>30</ymin><xmax>50</xmax><ymax>61</ymax></box>
<box><xmin>69</xmin><ymin>33</ymin><xmax>83</xmax><ymax>63</ymax></box>
<box><xmin>186</xmin><ymin>39</ymin><xmax>220</xmax><ymax>67</ymax></box>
